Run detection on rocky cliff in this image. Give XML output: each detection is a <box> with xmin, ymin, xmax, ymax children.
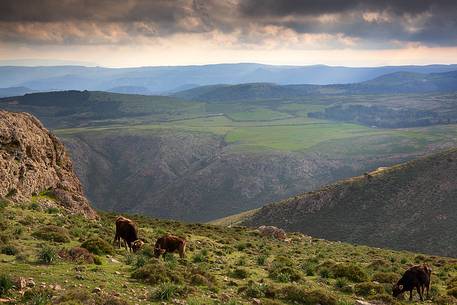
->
<box><xmin>0</xmin><ymin>110</ymin><xmax>97</xmax><ymax>218</ymax></box>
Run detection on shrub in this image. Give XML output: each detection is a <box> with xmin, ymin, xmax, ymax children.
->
<box><xmin>32</xmin><ymin>225</ymin><xmax>70</xmax><ymax>243</ymax></box>
<box><xmin>37</xmin><ymin>245</ymin><xmax>57</xmax><ymax>264</ymax></box>
<box><xmin>190</xmin><ymin>274</ymin><xmax>209</xmax><ymax>286</ymax></box>
<box><xmin>58</xmin><ymin>247</ymin><xmax>94</xmax><ymax>264</ymax></box>
<box><xmin>231</xmin><ymin>267</ymin><xmax>249</xmax><ymax>279</ymax></box>
<box><xmin>367</xmin><ymin>293</ymin><xmax>399</xmax><ymax>304</ymax></box>
<box><xmin>301</xmin><ymin>259</ymin><xmax>318</xmax><ymax>276</ymax></box>
<box><xmin>448</xmin><ymin>287</ymin><xmax>457</xmax><ymax>298</ymax></box>
<box><xmin>81</xmin><ymin>237</ymin><xmax>114</xmax><ymax>255</ymax></box>
<box><xmin>192</xmin><ymin>249</ymin><xmax>209</xmax><ymax>263</ymax></box>
<box><xmin>335</xmin><ymin>277</ymin><xmax>349</xmax><ymax>289</ymax></box>
<box><xmin>93</xmin><ymin>256</ymin><xmax>102</xmax><ymax>265</ymax></box>
<box><xmin>257</xmin><ymin>254</ymin><xmax>268</xmax><ymax>266</ymax></box>
<box><xmin>134</xmin><ymin>255</ymin><xmax>147</xmax><ymax>269</ymax></box>
<box><xmin>279</xmin><ymin>285</ymin><xmax>337</xmax><ymax>305</ymax></box>
<box><xmin>138</xmin><ymin>244</ymin><xmax>155</xmax><ymax>258</ymax></box>
<box><xmin>0</xmin><ymin>274</ymin><xmax>13</xmax><ymax>297</ymax></box>
<box><xmin>46</xmin><ymin>207</ymin><xmax>59</xmax><ymax>214</ymax></box>
<box><xmin>131</xmin><ymin>260</ymin><xmax>184</xmax><ymax>285</ymax></box>
<box><xmin>354</xmin><ymin>282</ymin><xmax>385</xmax><ymax>296</ymax></box>
<box><xmin>319</xmin><ymin>268</ymin><xmax>332</xmax><ymax>278</ymax></box>
<box><xmin>22</xmin><ymin>287</ymin><xmax>53</xmax><ymax>305</ymax></box>
<box><xmin>149</xmin><ymin>283</ymin><xmax>187</xmax><ymax>301</ymax></box>
<box><xmin>433</xmin><ymin>295</ymin><xmax>457</xmax><ymax>305</ymax></box>
<box><xmin>1</xmin><ymin>245</ymin><xmax>18</xmax><ymax>256</ymax></box>
<box><xmin>372</xmin><ymin>272</ymin><xmax>398</xmax><ymax>284</ymax></box>
<box><xmin>269</xmin><ymin>266</ymin><xmax>302</xmax><ymax>283</ymax></box>
<box><xmin>243</xmin><ymin>281</ymin><xmax>267</xmax><ymax>298</ymax></box>
<box><xmin>332</xmin><ymin>263</ymin><xmax>368</xmax><ymax>282</ymax></box>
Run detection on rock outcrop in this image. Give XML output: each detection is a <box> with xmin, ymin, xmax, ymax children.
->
<box><xmin>0</xmin><ymin>110</ymin><xmax>97</xmax><ymax>218</ymax></box>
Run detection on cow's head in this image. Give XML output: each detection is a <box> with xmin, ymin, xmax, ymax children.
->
<box><xmin>392</xmin><ymin>284</ymin><xmax>404</xmax><ymax>298</ymax></box>
<box><xmin>132</xmin><ymin>240</ymin><xmax>144</xmax><ymax>253</ymax></box>
<box><xmin>154</xmin><ymin>246</ymin><xmax>166</xmax><ymax>257</ymax></box>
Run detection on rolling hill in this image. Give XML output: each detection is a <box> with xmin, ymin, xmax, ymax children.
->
<box><xmin>239</xmin><ymin>148</ymin><xmax>457</xmax><ymax>257</ymax></box>
<box><xmin>175</xmin><ymin>70</ymin><xmax>457</xmax><ymax>102</ymax></box>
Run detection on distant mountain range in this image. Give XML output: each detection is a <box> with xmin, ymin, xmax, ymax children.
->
<box><xmin>236</xmin><ymin>148</ymin><xmax>457</xmax><ymax>257</ymax></box>
<box><xmin>175</xmin><ymin>70</ymin><xmax>457</xmax><ymax>102</ymax></box>
<box><xmin>1</xmin><ymin>63</ymin><xmax>457</xmax><ymax>95</ymax></box>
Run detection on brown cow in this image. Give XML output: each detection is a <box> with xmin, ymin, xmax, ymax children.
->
<box><xmin>393</xmin><ymin>264</ymin><xmax>432</xmax><ymax>301</ymax></box>
<box><xmin>113</xmin><ymin>216</ymin><xmax>143</xmax><ymax>252</ymax></box>
<box><xmin>154</xmin><ymin>235</ymin><xmax>186</xmax><ymax>258</ymax></box>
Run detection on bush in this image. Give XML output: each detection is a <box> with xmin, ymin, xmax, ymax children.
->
<box><xmin>448</xmin><ymin>287</ymin><xmax>457</xmax><ymax>298</ymax></box>
<box><xmin>243</xmin><ymin>281</ymin><xmax>267</xmax><ymax>298</ymax></box>
<box><xmin>59</xmin><ymin>247</ymin><xmax>94</xmax><ymax>264</ymax></box>
<box><xmin>354</xmin><ymin>282</ymin><xmax>385</xmax><ymax>296</ymax></box>
<box><xmin>269</xmin><ymin>266</ymin><xmax>302</xmax><ymax>283</ymax></box>
<box><xmin>301</xmin><ymin>258</ymin><xmax>319</xmax><ymax>276</ymax></box>
<box><xmin>131</xmin><ymin>260</ymin><xmax>184</xmax><ymax>285</ymax></box>
<box><xmin>22</xmin><ymin>287</ymin><xmax>53</xmax><ymax>305</ymax></box>
<box><xmin>32</xmin><ymin>225</ymin><xmax>70</xmax><ymax>243</ymax></box>
<box><xmin>279</xmin><ymin>285</ymin><xmax>337</xmax><ymax>305</ymax></box>
<box><xmin>81</xmin><ymin>237</ymin><xmax>114</xmax><ymax>255</ymax></box>
<box><xmin>192</xmin><ymin>249</ymin><xmax>209</xmax><ymax>263</ymax></box>
<box><xmin>434</xmin><ymin>295</ymin><xmax>457</xmax><ymax>305</ymax></box>
<box><xmin>332</xmin><ymin>263</ymin><xmax>369</xmax><ymax>282</ymax></box>
<box><xmin>372</xmin><ymin>272</ymin><xmax>398</xmax><ymax>284</ymax></box>
<box><xmin>149</xmin><ymin>283</ymin><xmax>187</xmax><ymax>301</ymax></box>
<box><xmin>37</xmin><ymin>245</ymin><xmax>57</xmax><ymax>264</ymax></box>
<box><xmin>257</xmin><ymin>254</ymin><xmax>268</xmax><ymax>266</ymax></box>
<box><xmin>335</xmin><ymin>277</ymin><xmax>349</xmax><ymax>289</ymax></box>
<box><xmin>231</xmin><ymin>267</ymin><xmax>249</xmax><ymax>279</ymax></box>
<box><xmin>1</xmin><ymin>245</ymin><xmax>18</xmax><ymax>256</ymax></box>
<box><xmin>0</xmin><ymin>274</ymin><xmax>13</xmax><ymax>297</ymax></box>
<box><xmin>93</xmin><ymin>256</ymin><xmax>103</xmax><ymax>265</ymax></box>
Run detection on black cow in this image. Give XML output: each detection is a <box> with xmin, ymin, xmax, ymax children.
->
<box><xmin>393</xmin><ymin>264</ymin><xmax>432</xmax><ymax>301</ymax></box>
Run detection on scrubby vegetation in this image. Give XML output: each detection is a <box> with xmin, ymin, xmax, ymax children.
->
<box><xmin>1</xmin><ymin>202</ymin><xmax>457</xmax><ymax>304</ymax></box>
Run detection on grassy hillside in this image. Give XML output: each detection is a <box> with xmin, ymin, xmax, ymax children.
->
<box><xmin>2</xmin><ymin>199</ymin><xmax>457</xmax><ymax>305</ymax></box>
<box><xmin>241</xmin><ymin>148</ymin><xmax>457</xmax><ymax>258</ymax></box>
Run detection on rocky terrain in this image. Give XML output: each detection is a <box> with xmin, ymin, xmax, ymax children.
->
<box><xmin>60</xmin><ymin>129</ymin><xmax>424</xmax><ymax>222</ymax></box>
<box><xmin>240</xmin><ymin>148</ymin><xmax>457</xmax><ymax>257</ymax></box>
<box><xmin>0</xmin><ymin>110</ymin><xmax>96</xmax><ymax>219</ymax></box>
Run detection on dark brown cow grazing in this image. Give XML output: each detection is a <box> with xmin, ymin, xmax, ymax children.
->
<box><xmin>154</xmin><ymin>235</ymin><xmax>186</xmax><ymax>258</ymax></box>
<box><xmin>113</xmin><ymin>216</ymin><xmax>143</xmax><ymax>252</ymax></box>
<box><xmin>393</xmin><ymin>264</ymin><xmax>432</xmax><ymax>301</ymax></box>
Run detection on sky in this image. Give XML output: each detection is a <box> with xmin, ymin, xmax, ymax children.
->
<box><xmin>1</xmin><ymin>0</ymin><xmax>457</xmax><ymax>67</ymax></box>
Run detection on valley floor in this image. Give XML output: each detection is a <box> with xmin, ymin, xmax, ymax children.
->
<box><xmin>1</xmin><ymin>201</ymin><xmax>457</xmax><ymax>305</ymax></box>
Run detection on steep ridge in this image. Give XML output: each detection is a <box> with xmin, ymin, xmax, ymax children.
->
<box><xmin>0</xmin><ymin>110</ymin><xmax>96</xmax><ymax>218</ymax></box>
<box><xmin>241</xmin><ymin>148</ymin><xmax>457</xmax><ymax>257</ymax></box>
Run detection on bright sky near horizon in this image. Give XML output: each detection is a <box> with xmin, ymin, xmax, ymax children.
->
<box><xmin>1</xmin><ymin>0</ymin><xmax>456</xmax><ymax>67</ymax></box>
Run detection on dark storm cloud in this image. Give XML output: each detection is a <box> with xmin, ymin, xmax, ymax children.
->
<box><xmin>0</xmin><ymin>0</ymin><xmax>456</xmax><ymax>46</ymax></box>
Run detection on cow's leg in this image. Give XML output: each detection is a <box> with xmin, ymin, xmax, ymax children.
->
<box><xmin>409</xmin><ymin>289</ymin><xmax>413</xmax><ymax>301</ymax></box>
<box><xmin>416</xmin><ymin>285</ymin><xmax>423</xmax><ymax>301</ymax></box>
<box><xmin>179</xmin><ymin>243</ymin><xmax>186</xmax><ymax>258</ymax></box>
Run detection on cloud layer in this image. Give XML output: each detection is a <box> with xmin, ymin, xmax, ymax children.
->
<box><xmin>0</xmin><ymin>0</ymin><xmax>456</xmax><ymax>48</ymax></box>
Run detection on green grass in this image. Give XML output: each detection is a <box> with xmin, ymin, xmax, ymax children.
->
<box><xmin>1</xmin><ymin>202</ymin><xmax>457</xmax><ymax>304</ymax></box>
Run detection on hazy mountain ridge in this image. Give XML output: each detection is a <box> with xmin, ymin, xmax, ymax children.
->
<box><xmin>2</xmin><ymin>63</ymin><xmax>457</xmax><ymax>95</ymax></box>
<box><xmin>175</xmin><ymin>70</ymin><xmax>457</xmax><ymax>102</ymax></box>
<box><xmin>241</xmin><ymin>148</ymin><xmax>457</xmax><ymax>257</ymax></box>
